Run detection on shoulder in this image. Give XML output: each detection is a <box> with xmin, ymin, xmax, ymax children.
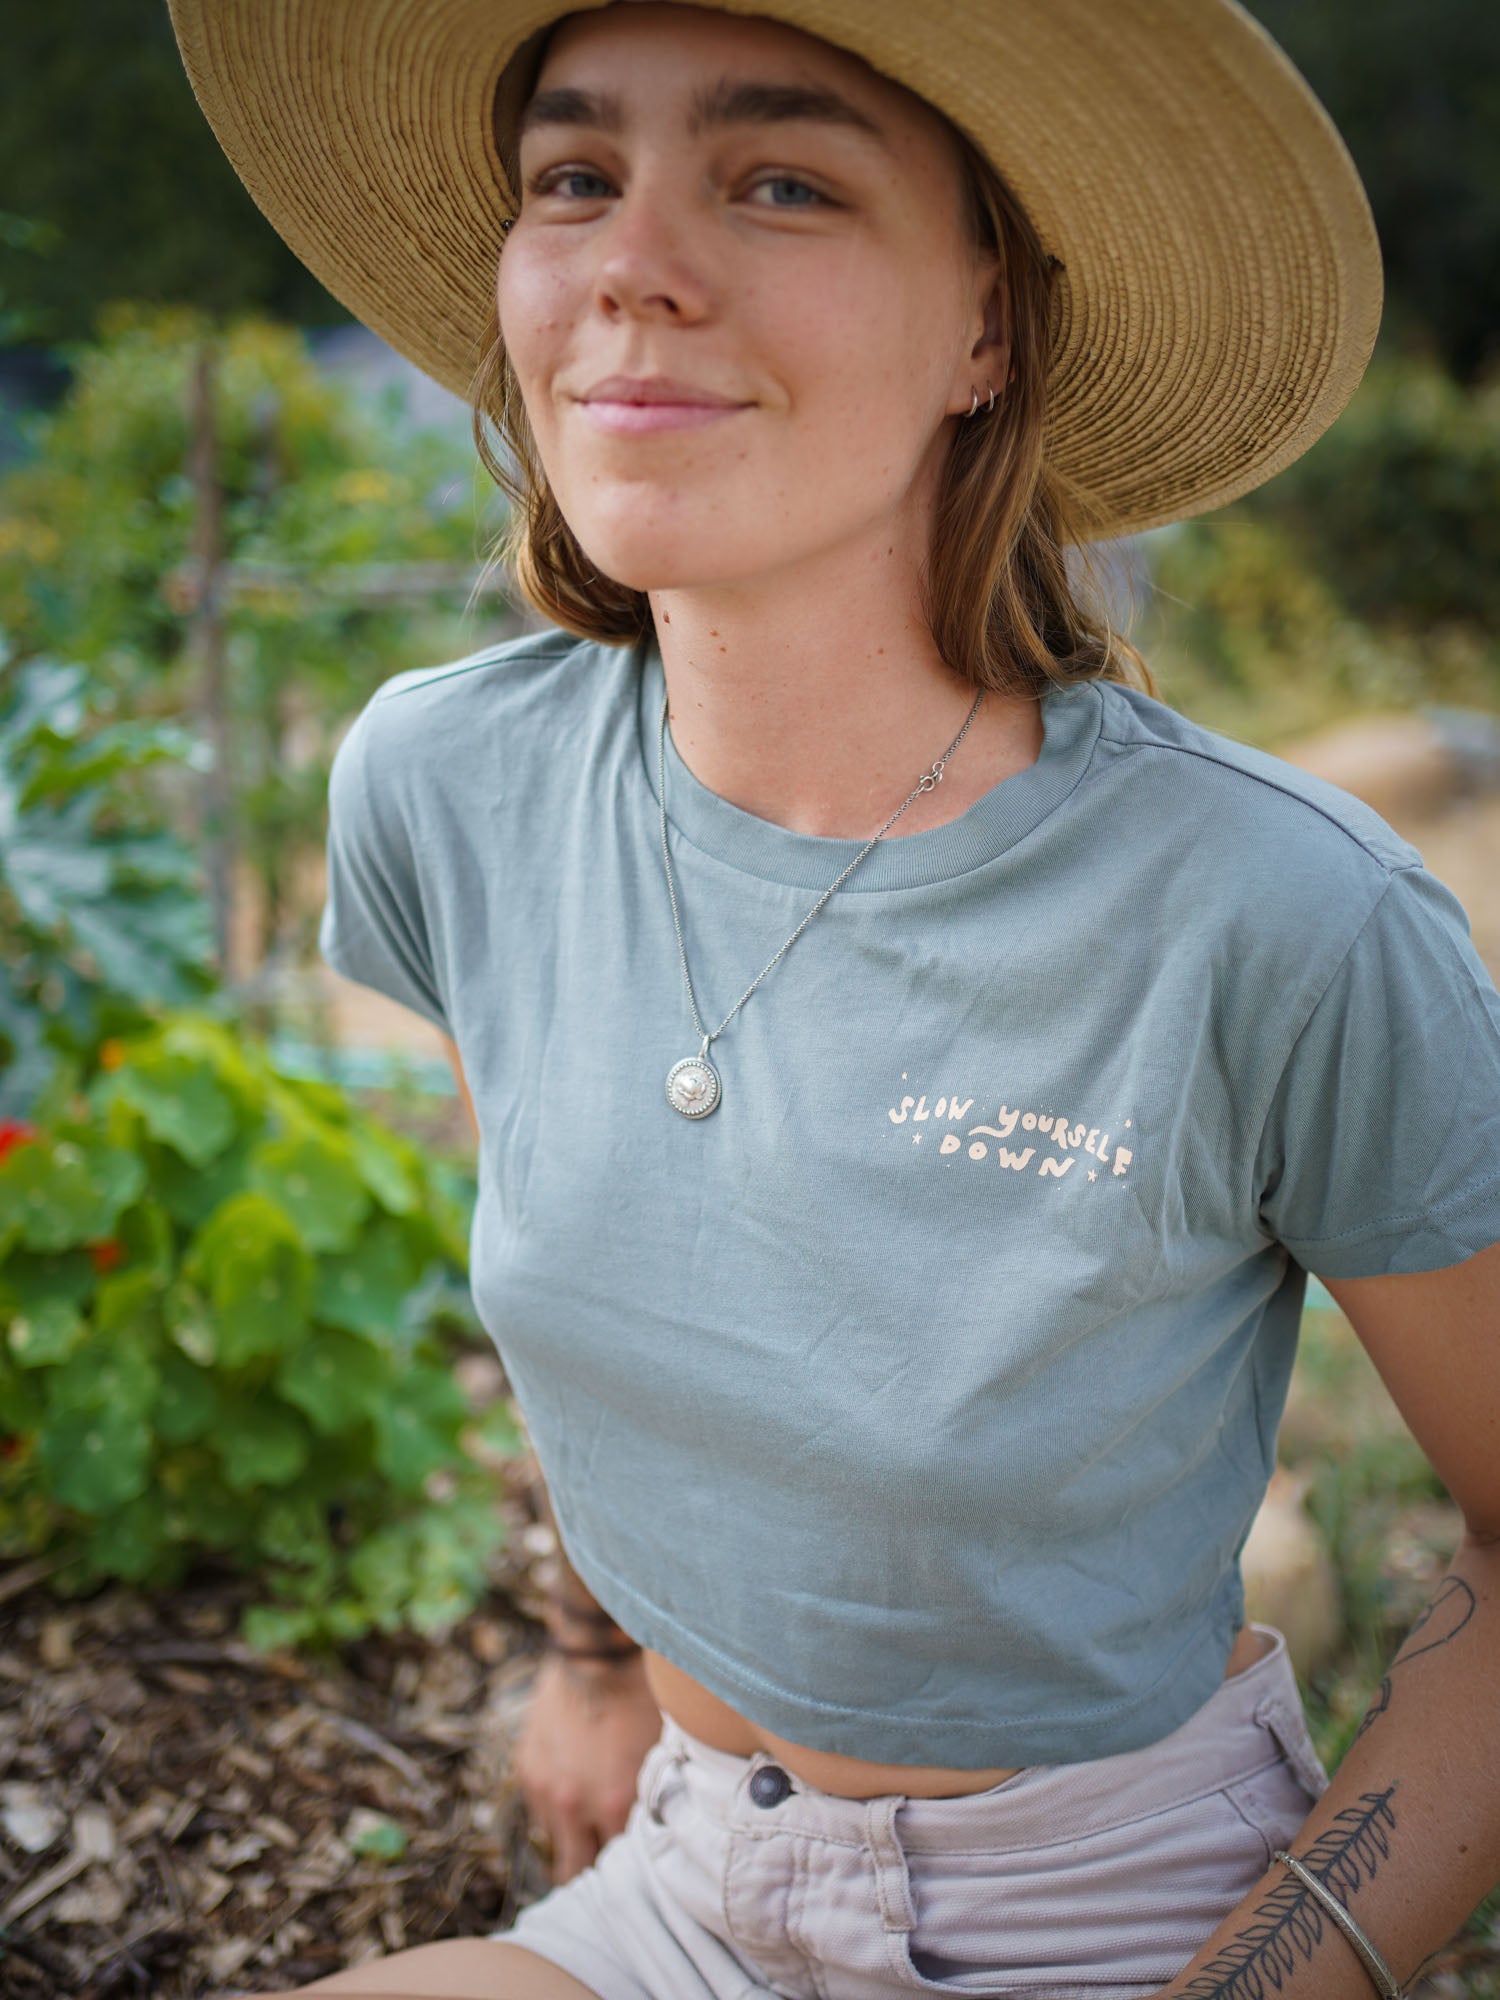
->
<box><xmin>366</xmin><ymin>624</ymin><xmax>622</xmax><ymax>727</ymax></box>
<box><xmin>1075</xmin><ymin>680</ymin><xmax>1451</xmax><ymax>1014</ymax></box>
<box><xmin>1088</xmin><ymin>678</ymin><xmax>1423</xmax><ymax>879</ymax></box>
<box><xmin>339</xmin><ymin>626</ymin><xmax>636</xmax><ymax>789</ymax></box>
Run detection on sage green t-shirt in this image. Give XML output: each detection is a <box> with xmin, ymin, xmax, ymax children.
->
<box><xmin>320</xmin><ymin>629</ymin><xmax>1500</xmax><ymax>1765</ymax></box>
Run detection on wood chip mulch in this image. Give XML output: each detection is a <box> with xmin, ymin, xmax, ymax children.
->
<box><xmin>0</xmin><ymin>1391</ymin><xmax>561</xmax><ymax>2000</ymax></box>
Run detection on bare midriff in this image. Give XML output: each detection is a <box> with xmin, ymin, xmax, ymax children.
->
<box><xmin>639</xmin><ymin>1625</ymin><xmax>1275</xmax><ymax>1799</ymax></box>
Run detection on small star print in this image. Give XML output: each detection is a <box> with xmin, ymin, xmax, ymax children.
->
<box><xmin>1088</xmin><ymin>1169</ymin><xmax>1097</xmax><ymax>1182</ymax></box>
<box><xmin>913</xmin><ymin>1133</ymin><xmax>921</xmax><ymax>1144</ymax></box>
<box><xmin>1125</xmin><ymin>1119</ymin><xmax>1132</xmax><ymax>1127</ymax></box>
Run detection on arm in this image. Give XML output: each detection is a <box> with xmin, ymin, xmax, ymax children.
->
<box><xmin>513</xmin><ymin>1472</ymin><xmax>664</xmax><ymax>1881</ymax></box>
<box><xmin>1160</xmin><ymin>1238</ymin><xmax>1500</xmax><ymax>1999</ymax></box>
<box><xmin>439</xmin><ymin>1034</ymin><xmax>664</xmax><ymax>1877</ymax></box>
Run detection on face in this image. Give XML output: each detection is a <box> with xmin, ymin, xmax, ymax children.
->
<box><xmin>496</xmin><ymin>3</ymin><xmax>1005</xmax><ymax>597</ymax></box>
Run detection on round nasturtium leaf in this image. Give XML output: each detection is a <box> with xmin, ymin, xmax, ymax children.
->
<box><xmin>314</xmin><ymin>1218</ymin><xmax>426</xmax><ymax>1342</ymax></box>
<box><xmin>275</xmin><ymin>1326</ymin><xmax>391</xmax><ymax>1435</ymax></box>
<box><xmin>0</xmin><ymin>1133</ymin><xmax>145</xmax><ymax>1252</ymax></box>
<box><xmin>345</xmin><ymin>1121</ymin><xmax>421</xmax><ymax>1216</ymax></box>
<box><xmin>95</xmin><ymin>1266</ymin><xmax>167</xmax><ymax>1341</ymax></box>
<box><xmin>150</xmin><ymin>1135</ymin><xmax>256</xmax><ymax>1230</ymax></box>
<box><xmin>185</xmin><ymin>1193</ymin><xmax>313</xmax><ymax>1365</ymax></box>
<box><xmin>153</xmin><ymin>1350</ymin><xmax>219</xmax><ymax>1444</ymax></box>
<box><xmin>7</xmin><ymin>1295</ymin><xmax>86</xmax><ymax>1368</ymax></box>
<box><xmin>102</xmin><ymin>1045</ymin><xmax>238</xmax><ymax>1167</ymax></box>
<box><xmin>47</xmin><ymin>1331</ymin><xmax>159</xmax><ymax>1421</ymax></box>
<box><xmin>2</xmin><ymin>1251</ymin><xmax>94</xmax><ymax>1314</ymax></box>
<box><xmin>116</xmin><ymin>1197</ymin><xmax>174</xmax><ymax>1283</ymax></box>
<box><xmin>257</xmin><ymin>1493</ymin><xmax>328</xmax><ymax>1563</ymax></box>
<box><xmin>37</xmin><ymin>1401</ymin><xmax>151</xmax><ymax>1513</ymax></box>
<box><xmin>247</xmin><ymin>1129</ymin><xmax>370</xmax><ymax>1254</ymax></box>
<box><xmin>217</xmin><ymin>1396</ymin><xmax>311</xmax><ymax>1493</ymax></box>
<box><xmin>83</xmin><ymin>1487</ymin><xmax>172</xmax><ymax>1581</ymax></box>
<box><xmin>164</xmin><ymin>1277</ymin><xmax>217</xmax><ymax>1367</ymax></box>
<box><xmin>372</xmin><ymin>1366</ymin><xmax>470</xmax><ymax>1491</ymax></box>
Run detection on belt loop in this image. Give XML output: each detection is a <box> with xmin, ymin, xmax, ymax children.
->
<box><xmin>645</xmin><ymin>1739</ymin><xmax>689</xmax><ymax>1824</ymax></box>
<box><xmin>1255</xmin><ymin>1696</ymin><xmax>1331</xmax><ymax>1801</ymax></box>
<box><xmin>863</xmin><ymin>1795</ymin><xmax>916</xmax><ymax>1935</ymax></box>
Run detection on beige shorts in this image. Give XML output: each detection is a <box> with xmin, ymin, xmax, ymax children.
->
<box><xmin>493</xmin><ymin>1624</ymin><xmax>1328</xmax><ymax>2000</ymax></box>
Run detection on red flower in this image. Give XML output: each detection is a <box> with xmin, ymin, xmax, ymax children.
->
<box><xmin>88</xmin><ymin>1238</ymin><xmax>126</xmax><ymax>1274</ymax></box>
<box><xmin>0</xmin><ymin>1120</ymin><xmax>37</xmax><ymax>1162</ymax></box>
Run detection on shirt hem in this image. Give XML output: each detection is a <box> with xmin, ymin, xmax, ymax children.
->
<box><xmin>557</xmin><ymin>1532</ymin><xmax>1243</xmax><ymax>1767</ymax></box>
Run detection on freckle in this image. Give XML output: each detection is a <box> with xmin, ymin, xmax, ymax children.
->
<box><xmin>719</xmin><ymin>646</ymin><xmax>727</xmax><ymax>653</ymax></box>
<box><xmin>663</xmin><ymin>612</ymin><xmax>670</xmax><ymax>623</ymax></box>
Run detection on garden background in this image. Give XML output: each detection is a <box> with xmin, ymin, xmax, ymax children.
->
<box><xmin>1</xmin><ymin>3</ymin><xmax>1498</xmax><ymax>1996</ymax></box>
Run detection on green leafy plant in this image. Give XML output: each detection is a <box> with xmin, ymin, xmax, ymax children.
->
<box><xmin>0</xmin><ymin>304</ymin><xmax>506</xmax><ymax>965</ymax></box>
<box><xmin>0</xmin><ymin>1010</ymin><xmax>521</xmax><ymax>1652</ymax></box>
<box><xmin>0</xmin><ymin>644</ymin><xmax>218</xmax><ymax>1119</ymax></box>
<box><xmin>1247</xmin><ymin>354</ymin><xmax>1500</xmax><ymax>636</ymax></box>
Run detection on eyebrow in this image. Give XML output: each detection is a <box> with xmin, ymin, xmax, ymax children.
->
<box><xmin>518</xmin><ymin>76</ymin><xmax>890</xmax><ymax>148</ymax></box>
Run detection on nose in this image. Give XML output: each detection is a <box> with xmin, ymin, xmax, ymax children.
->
<box><xmin>593</xmin><ymin>182</ymin><xmax>712</xmax><ymax>326</ymax></box>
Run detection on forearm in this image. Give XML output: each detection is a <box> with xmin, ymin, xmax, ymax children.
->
<box><xmin>1161</xmin><ymin>1531</ymin><xmax>1500</xmax><ymax>1999</ymax></box>
<box><xmin>531</xmin><ymin>1467</ymin><xmax>640</xmax><ymax>1658</ymax></box>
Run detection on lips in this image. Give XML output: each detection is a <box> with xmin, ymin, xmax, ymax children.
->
<box><xmin>578</xmin><ymin>375</ymin><xmax>748</xmax><ymax>408</ymax></box>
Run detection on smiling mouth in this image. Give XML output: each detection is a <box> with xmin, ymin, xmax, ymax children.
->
<box><xmin>576</xmin><ymin>396</ymin><xmax>752</xmax><ymax>435</ymax></box>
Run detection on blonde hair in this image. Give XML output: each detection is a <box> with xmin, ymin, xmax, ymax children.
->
<box><xmin>470</xmin><ymin>98</ymin><xmax>1156</xmax><ymax>703</ymax></box>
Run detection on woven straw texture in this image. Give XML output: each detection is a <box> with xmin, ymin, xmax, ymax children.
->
<box><xmin>165</xmin><ymin>0</ymin><xmax>1383</xmax><ymax>539</ymax></box>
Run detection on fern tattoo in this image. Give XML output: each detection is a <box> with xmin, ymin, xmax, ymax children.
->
<box><xmin>1173</xmin><ymin>1786</ymin><xmax>1397</xmax><ymax>2000</ymax></box>
<box><xmin>1354</xmin><ymin>1573</ymin><xmax>1475</xmax><ymax>1741</ymax></box>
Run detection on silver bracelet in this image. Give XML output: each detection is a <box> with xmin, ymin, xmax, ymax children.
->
<box><xmin>1273</xmin><ymin>1849</ymin><xmax>1404</xmax><ymax>1999</ymax></box>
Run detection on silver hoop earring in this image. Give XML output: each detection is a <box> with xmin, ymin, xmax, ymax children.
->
<box><xmin>986</xmin><ymin>382</ymin><xmax>996</xmax><ymax>413</ymax></box>
<box><xmin>967</xmin><ymin>386</ymin><xmax>980</xmax><ymax>418</ymax></box>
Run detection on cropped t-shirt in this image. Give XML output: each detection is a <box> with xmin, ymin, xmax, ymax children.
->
<box><xmin>319</xmin><ymin>629</ymin><xmax>1500</xmax><ymax>1765</ymax></box>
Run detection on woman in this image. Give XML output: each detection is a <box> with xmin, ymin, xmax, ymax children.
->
<box><xmin>167</xmin><ymin>4</ymin><xmax>1500</xmax><ymax>1998</ymax></box>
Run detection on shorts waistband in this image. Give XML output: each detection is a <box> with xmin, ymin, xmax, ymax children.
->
<box><xmin>653</xmin><ymin>1624</ymin><xmax>1316</xmax><ymax>1853</ymax></box>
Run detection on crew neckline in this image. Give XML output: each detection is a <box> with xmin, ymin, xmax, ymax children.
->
<box><xmin>632</xmin><ymin>640</ymin><xmax>1104</xmax><ymax>892</ymax></box>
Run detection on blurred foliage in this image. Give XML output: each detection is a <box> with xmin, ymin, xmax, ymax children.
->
<box><xmin>0</xmin><ymin>1013</ymin><xmax>516</xmax><ymax>1655</ymax></box>
<box><xmin>1</xmin><ymin>3</ymin><xmax>1496</xmax><ymax>381</ymax></box>
<box><xmin>0</xmin><ymin>647</ymin><xmax>218</xmax><ymax>1121</ymax></box>
<box><xmin>0</xmin><ymin>1</ymin><xmax>342</xmax><ymax>346</ymax></box>
<box><xmin>0</xmin><ymin>303</ymin><xmax>502</xmax><ymax>961</ymax></box>
<box><xmin>1241</xmin><ymin>359</ymin><xmax>1500</xmax><ymax>634</ymax></box>
<box><xmin>1244</xmin><ymin>0</ymin><xmax>1500</xmax><ymax>385</ymax></box>
<box><xmin>1136</xmin><ymin>356</ymin><xmax>1500</xmax><ymax>749</ymax></box>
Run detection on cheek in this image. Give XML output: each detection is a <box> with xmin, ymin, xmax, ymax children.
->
<box><xmin>496</xmin><ymin>249</ymin><xmax>576</xmax><ymax>424</ymax></box>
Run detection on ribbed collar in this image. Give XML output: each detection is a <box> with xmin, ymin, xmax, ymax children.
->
<box><xmin>632</xmin><ymin>640</ymin><xmax>1103</xmax><ymax>893</ymax></box>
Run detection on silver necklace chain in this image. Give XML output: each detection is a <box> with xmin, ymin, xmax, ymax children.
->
<box><xmin>657</xmin><ymin>682</ymin><xmax>984</xmax><ymax>1117</ymax></box>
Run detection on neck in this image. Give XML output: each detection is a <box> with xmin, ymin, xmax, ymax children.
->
<box><xmin>648</xmin><ymin>540</ymin><xmax>1044</xmax><ymax>840</ymax></box>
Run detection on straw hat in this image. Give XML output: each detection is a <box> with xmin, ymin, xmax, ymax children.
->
<box><xmin>165</xmin><ymin>0</ymin><xmax>1383</xmax><ymax>540</ymax></box>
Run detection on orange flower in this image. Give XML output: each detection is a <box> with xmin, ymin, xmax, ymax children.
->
<box><xmin>0</xmin><ymin>1120</ymin><xmax>37</xmax><ymax>1162</ymax></box>
<box><xmin>88</xmin><ymin>1239</ymin><xmax>126</xmax><ymax>1274</ymax></box>
<box><xmin>97</xmin><ymin>1039</ymin><xmax>127</xmax><ymax>1071</ymax></box>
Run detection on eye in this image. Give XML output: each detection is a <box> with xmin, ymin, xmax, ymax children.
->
<box><xmin>526</xmin><ymin>166</ymin><xmax>615</xmax><ymax>202</ymax></box>
<box><xmin>746</xmin><ymin>175</ymin><xmax>829</xmax><ymax>210</ymax></box>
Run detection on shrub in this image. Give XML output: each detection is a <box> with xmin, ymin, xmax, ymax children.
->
<box><xmin>0</xmin><ymin>644</ymin><xmax>217</xmax><ymax>1119</ymax></box>
<box><xmin>0</xmin><ymin>1011</ymin><xmax>519</xmax><ymax>1653</ymax></box>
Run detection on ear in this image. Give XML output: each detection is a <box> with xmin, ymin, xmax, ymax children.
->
<box><xmin>947</xmin><ymin>259</ymin><xmax>1012</xmax><ymax>418</ymax></box>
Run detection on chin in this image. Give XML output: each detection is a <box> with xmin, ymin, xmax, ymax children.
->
<box><xmin>569</xmin><ymin>518</ymin><xmax>775</xmax><ymax>595</ymax></box>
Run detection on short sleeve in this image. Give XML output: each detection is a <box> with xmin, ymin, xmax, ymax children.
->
<box><xmin>1255</xmin><ymin>862</ymin><xmax>1500</xmax><ymax>1278</ymax></box>
<box><xmin>318</xmin><ymin>699</ymin><xmax>451</xmax><ymax>1036</ymax></box>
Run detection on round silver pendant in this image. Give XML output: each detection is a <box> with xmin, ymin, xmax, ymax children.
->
<box><xmin>666</xmin><ymin>1055</ymin><xmax>721</xmax><ymax>1119</ymax></box>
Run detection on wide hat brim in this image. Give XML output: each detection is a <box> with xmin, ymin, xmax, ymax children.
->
<box><xmin>166</xmin><ymin>0</ymin><xmax>1383</xmax><ymax>542</ymax></box>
